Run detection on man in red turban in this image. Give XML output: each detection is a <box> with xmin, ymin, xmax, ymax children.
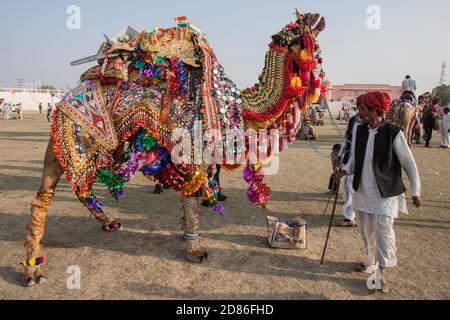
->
<box><xmin>339</xmin><ymin>92</ymin><xmax>422</xmax><ymax>293</ymax></box>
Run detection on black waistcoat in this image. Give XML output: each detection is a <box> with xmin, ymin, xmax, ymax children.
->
<box><xmin>353</xmin><ymin>122</ymin><xmax>406</xmax><ymax>198</ymax></box>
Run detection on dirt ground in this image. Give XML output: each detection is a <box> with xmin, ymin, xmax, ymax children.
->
<box><xmin>0</xmin><ymin>112</ymin><xmax>449</xmax><ymax>300</ymax></box>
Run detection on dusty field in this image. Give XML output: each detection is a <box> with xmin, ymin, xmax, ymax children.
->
<box><xmin>0</xmin><ymin>112</ymin><xmax>449</xmax><ymax>300</ymax></box>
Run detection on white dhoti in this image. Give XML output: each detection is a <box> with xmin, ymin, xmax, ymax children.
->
<box><xmin>342</xmin><ymin>175</ymin><xmax>355</xmax><ymax>221</ymax></box>
<box><xmin>355</xmin><ymin>211</ymin><xmax>397</xmax><ymax>268</ymax></box>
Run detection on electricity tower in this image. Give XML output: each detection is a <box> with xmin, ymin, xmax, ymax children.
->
<box><xmin>439</xmin><ymin>62</ymin><xmax>447</xmax><ymax>86</ymax></box>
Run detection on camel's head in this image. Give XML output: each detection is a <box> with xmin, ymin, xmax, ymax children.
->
<box><xmin>270</xmin><ymin>9</ymin><xmax>326</xmax><ymax>105</ymax></box>
<box><xmin>271</xmin><ymin>9</ymin><xmax>326</xmax><ymax>52</ymax></box>
<box><xmin>242</xmin><ymin>9</ymin><xmax>327</xmax><ymax>131</ymax></box>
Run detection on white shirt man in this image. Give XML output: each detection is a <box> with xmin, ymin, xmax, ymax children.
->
<box><xmin>440</xmin><ymin>108</ymin><xmax>450</xmax><ymax>148</ymax></box>
<box><xmin>402</xmin><ymin>76</ymin><xmax>417</xmax><ymax>92</ymax></box>
<box><xmin>3</xmin><ymin>104</ymin><xmax>11</xmax><ymax>120</ymax></box>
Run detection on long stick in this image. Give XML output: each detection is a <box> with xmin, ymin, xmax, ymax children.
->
<box><xmin>320</xmin><ymin>173</ymin><xmax>341</xmax><ymax>266</ymax></box>
<box><xmin>324</xmin><ymin>158</ymin><xmax>342</xmax><ymax>215</ymax></box>
<box><xmin>323</xmin><ymin>172</ymin><xmax>337</xmax><ymax>215</ymax></box>
<box><xmin>323</xmin><ymin>191</ymin><xmax>333</xmax><ymax>215</ymax></box>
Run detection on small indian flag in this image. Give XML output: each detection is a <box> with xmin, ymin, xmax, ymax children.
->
<box><xmin>174</xmin><ymin>16</ymin><xmax>189</xmax><ymax>28</ymax></box>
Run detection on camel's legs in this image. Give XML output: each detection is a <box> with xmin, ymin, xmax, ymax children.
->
<box><xmin>407</xmin><ymin>125</ymin><xmax>413</xmax><ymax>148</ymax></box>
<box><xmin>24</xmin><ymin>140</ymin><xmax>62</xmax><ymax>286</ymax></box>
<box><xmin>76</xmin><ymin>193</ymin><xmax>122</xmax><ymax>232</ymax></box>
<box><xmin>182</xmin><ymin>196</ymin><xmax>208</xmax><ymax>263</ymax></box>
<box><xmin>23</xmin><ymin>140</ymin><xmax>121</xmax><ymax>287</ymax></box>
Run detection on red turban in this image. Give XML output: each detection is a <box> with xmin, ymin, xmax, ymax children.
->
<box><xmin>356</xmin><ymin>94</ymin><xmax>365</xmax><ymax>107</ymax></box>
<box><xmin>363</xmin><ymin>92</ymin><xmax>391</xmax><ymax>114</ymax></box>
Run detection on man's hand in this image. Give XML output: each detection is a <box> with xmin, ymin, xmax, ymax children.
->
<box><xmin>412</xmin><ymin>196</ymin><xmax>422</xmax><ymax>208</ymax></box>
<box><xmin>337</xmin><ymin>170</ymin><xmax>348</xmax><ymax>179</ymax></box>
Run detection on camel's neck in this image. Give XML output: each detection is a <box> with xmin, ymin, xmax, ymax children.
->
<box><xmin>241</xmin><ymin>47</ymin><xmax>290</xmax><ymax>129</ymax></box>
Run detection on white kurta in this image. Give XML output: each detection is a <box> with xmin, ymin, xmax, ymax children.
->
<box><xmin>440</xmin><ymin>113</ymin><xmax>450</xmax><ymax>147</ymax></box>
<box><xmin>343</xmin><ymin>126</ymin><xmax>421</xmax><ymax>218</ymax></box>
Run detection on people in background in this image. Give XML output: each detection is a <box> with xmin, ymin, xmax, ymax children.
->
<box><xmin>47</xmin><ymin>103</ymin><xmax>52</xmax><ymax>122</ymax></box>
<box><xmin>440</xmin><ymin>107</ymin><xmax>450</xmax><ymax>149</ymax></box>
<box><xmin>335</xmin><ymin>96</ymin><xmax>365</xmax><ymax>228</ymax></box>
<box><xmin>422</xmin><ymin>97</ymin><xmax>440</xmax><ymax>148</ymax></box>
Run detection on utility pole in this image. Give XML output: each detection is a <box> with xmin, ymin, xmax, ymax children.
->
<box><xmin>439</xmin><ymin>62</ymin><xmax>447</xmax><ymax>86</ymax></box>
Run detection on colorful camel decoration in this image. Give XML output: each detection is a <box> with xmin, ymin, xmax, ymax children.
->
<box><xmin>22</xmin><ymin>9</ymin><xmax>327</xmax><ymax>286</ymax></box>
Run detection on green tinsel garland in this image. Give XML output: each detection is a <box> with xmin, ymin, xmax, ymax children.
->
<box><xmin>122</xmin><ymin>146</ymin><xmax>132</xmax><ymax>162</ymax></box>
<box><xmin>143</xmin><ymin>135</ymin><xmax>157</xmax><ymax>150</ymax></box>
<box><xmin>96</xmin><ymin>170</ymin><xmax>128</xmax><ymax>192</ymax></box>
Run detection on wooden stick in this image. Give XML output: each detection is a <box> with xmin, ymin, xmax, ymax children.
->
<box><xmin>324</xmin><ymin>159</ymin><xmax>341</xmax><ymax>215</ymax></box>
<box><xmin>323</xmin><ymin>191</ymin><xmax>333</xmax><ymax>215</ymax></box>
<box><xmin>320</xmin><ymin>171</ymin><xmax>342</xmax><ymax>266</ymax></box>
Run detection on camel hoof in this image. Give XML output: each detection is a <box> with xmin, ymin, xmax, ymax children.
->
<box><xmin>33</xmin><ymin>267</ymin><xmax>46</xmax><ymax>285</ymax></box>
<box><xmin>23</xmin><ymin>276</ymin><xmax>36</xmax><ymax>287</ymax></box>
<box><xmin>102</xmin><ymin>220</ymin><xmax>123</xmax><ymax>232</ymax></box>
<box><xmin>36</xmin><ymin>275</ymin><xmax>46</xmax><ymax>285</ymax></box>
<box><xmin>217</xmin><ymin>193</ymin><xmax>228</xmax><ymax>202</ymax></box>
<box><xmin>153</xmin><ymin>185</ymin><xmax>164</xmax><ymax>194</ymax></box>
<box><xmin>185</xmin><ymin>251</ymin><xmax>208</xmax><ymax>264</ymax></box>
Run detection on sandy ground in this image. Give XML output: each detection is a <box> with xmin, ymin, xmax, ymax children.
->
<box><xmin>0</xmin><ymin>112</ymin><xmax>449</xmax><ymax>300</ymax></box>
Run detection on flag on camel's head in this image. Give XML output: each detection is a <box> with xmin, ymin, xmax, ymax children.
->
<box><xmin>175</xmin><ymin>16</ymin><xmax>189</xmax><ymax>28</ymax></box>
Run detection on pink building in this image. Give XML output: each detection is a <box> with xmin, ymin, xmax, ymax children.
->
<box><xmin>325</xmin><ymin>82</ymin><xmax>404</xmax><ymax>103</ymax></box>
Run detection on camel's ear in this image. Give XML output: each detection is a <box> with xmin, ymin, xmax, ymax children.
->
<box><xmin>295</xmin><ymin>8</ymin><xmax>303</xmax><ymax>22</ymax></box>
<box><xmin>308</xmin><ymin>14</ymin><xmax>320</xmax><ymax>28</ymax></box>
<box><xmin>312</xmin><ymin>17</ymin><xmax>326</xmax><ymax>37</ymax></box>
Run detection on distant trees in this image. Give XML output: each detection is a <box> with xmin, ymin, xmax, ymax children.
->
<box><xmin>432</xmin><ymin>84</ymin><xmax>450</xmax><ymax>107</ymax></box>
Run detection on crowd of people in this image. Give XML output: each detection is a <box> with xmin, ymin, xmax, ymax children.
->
<box><xmin>1</xmin><ymin>103</ymin><xmax>24</xmax><ymax>120</ymax></box>
<box><xmin>1</xmin><ymin>102</ymin><xmax>54</xmax><ymax>121</ymax></box>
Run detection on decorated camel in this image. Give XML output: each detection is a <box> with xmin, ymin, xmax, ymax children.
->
<box><xmin>390</xmin><ymin>91</ymin><xmax>418</xmax><ymax>147</ymax></box>
<box><xmin>22</xmin><ymin>10</ymin><xmax>327</xmax><ymax>286</ymax></box>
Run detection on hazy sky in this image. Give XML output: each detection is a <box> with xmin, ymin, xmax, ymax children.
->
<box><xmin>1</xmin><ymin>0</ymin><xmax>449</xmax><ymax>93</ymax></box>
